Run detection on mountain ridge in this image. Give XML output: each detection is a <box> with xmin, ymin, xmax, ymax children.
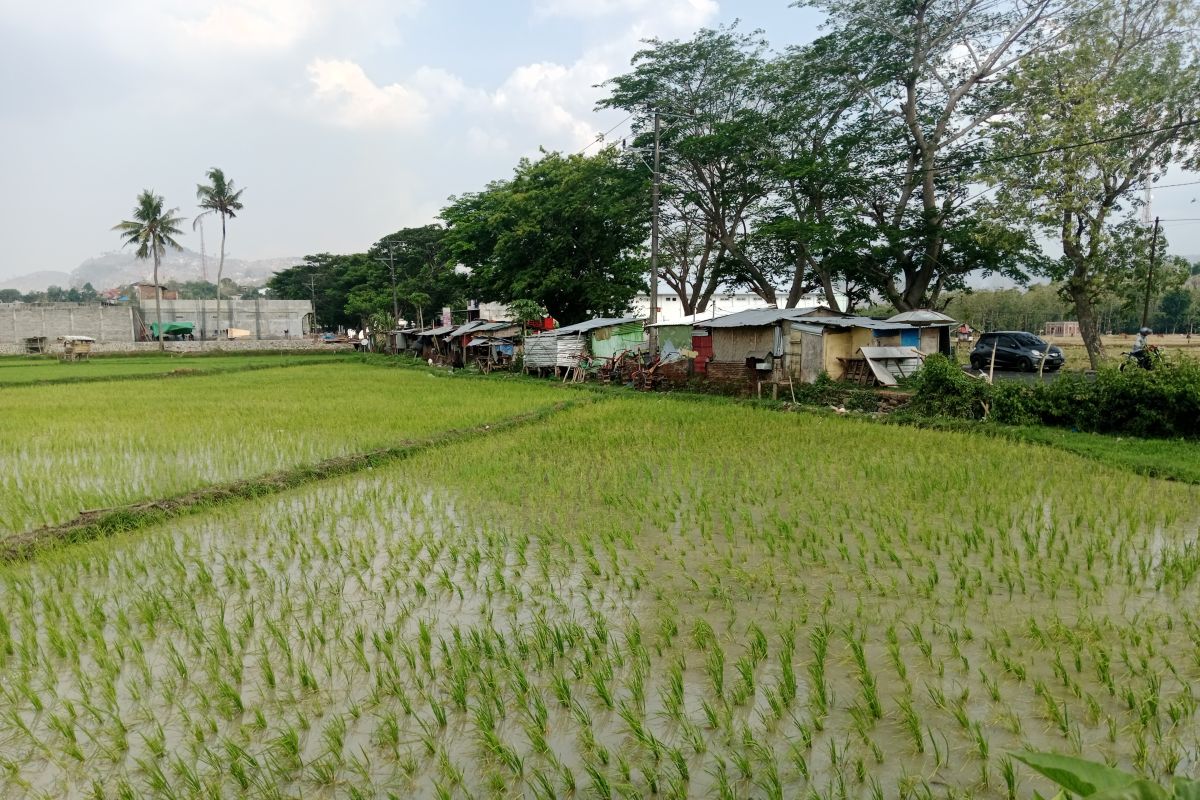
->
<box><xmin>2</xmin><ymin>251</ymin><xmax>301</xmax><ymax>294</ymax></box>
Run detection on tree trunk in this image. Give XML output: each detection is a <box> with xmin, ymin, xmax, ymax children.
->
<box><xmin>1068</xmin><ymin>280</ymin><xmax>1104</xmax><ymax>370</ymax></box>
<box><xmin>153</xmin><ymin>252</ymin><xmax>165</xmax><ymax>352</ymax></box>
<box><xmin>819</xmin><ymin>270</ymin><xmax>841</xmax><ymax>313</ymax></box>
<box><xmin>216</xmin><ymin>215</ymin><xmax>226</xmax><ymax>340</ymax></box>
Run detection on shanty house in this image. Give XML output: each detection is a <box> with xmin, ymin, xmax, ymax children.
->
<box><xmin>884</xmin><ymin>310</ymin><xmax>956</xmax><ymax>356</ymax></box>
<box><xmin>695</xmin><ymin>308</ymin><xmax>923</xmax><ymax>385</ymax></box>
<box><xmin>445</xmin><ymin>320</ymin><xmax>519</xmax><ymax>366</ymax></box>
<box><xmin>412</xmin><ymin>324</ymin><xmax>456</xmax><ymax>361</ymax></box>
<box><xmin>524</xmin><ymin>316</ymin><xmax>645</xmax><ymax>371</ymax></box>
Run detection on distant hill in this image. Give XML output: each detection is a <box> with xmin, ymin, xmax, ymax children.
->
<box><xmin>71</xmin><ymin>249</ymin><xmax>301</xmax><ymax>291</ymax></box>
<box><xmin>0</xmin><ymin>271</ymin><xmax>73</xmax><ymax>293</ymax></box>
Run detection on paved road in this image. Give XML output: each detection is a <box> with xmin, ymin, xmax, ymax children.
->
<box><xmin>961</xmin><ymin>365</ymin><xmax>1071</xmax><ymax>384</ymax></box>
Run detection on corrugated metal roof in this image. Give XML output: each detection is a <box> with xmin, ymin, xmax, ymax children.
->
<box><xmin>449</xmin><ymin>319</ymin><xmax>514</xmax><ymax>337</ymax></box>
<box><xmin>693</xmin><ymin>308</ymin><xmax>809</xmax><ymax>328</ymax></box>
<box><xmin>530</xmin><ymin>316</ymin><xmax>644</xmax><ymax>336</ymax></box>
<box><xmin>859</xmin><ymin>346</ymin><xmax>925</xmax><ymax>359</ymax></box>
<box><xmin>422</xmin><ymin>325</ymin><xmax>456</xmax><ymax>336</ymax></box>
<box><xmin>858</xmin><ymin>346</ymin><xmax>925</xmax><ymax>386</ymax></box>
<box><xmin>694</xmin><ymin>306</ymin><xmax>853</xmax><ymax>329</ymax></box>
<box><xmin>886</xmin><ymin>309</ymin><xmax>956</xmax><ymax>324</ymax></box>
<box><xmin>801</xmin><ymin>316</ymin><xmax>917</xmax><ymax>331</ymax></box>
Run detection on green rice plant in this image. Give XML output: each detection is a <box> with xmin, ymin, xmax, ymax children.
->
<box><xmin>1</xmin><ymin>380</ymin><xmax>1196</xmax><ymax>799</ymax></box>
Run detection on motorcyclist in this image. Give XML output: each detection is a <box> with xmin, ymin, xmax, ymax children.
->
<box><xmin>1131</xmin><ymin>326</ymin><xmax>1152</xmax><ymax>369</ymax></box>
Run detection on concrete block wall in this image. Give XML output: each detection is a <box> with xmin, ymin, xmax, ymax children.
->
<box><xmin>1</xmin><ymin>304</ymin><xmax>135</xmax><ymax>344</ymax></box>
<box><xmin>0</xmin><ymin>339</ymin><xmax>352</xmax><ymax>356</ymax></box>
<box><xmin>152</xmin><ymin>299</ymin><xmax>312</xmax><ymax>339</ymax></box>
<box><xmin>1</xmin><ymin>300</ymin><xmax>314</xmax><ymax>345</ymax></box>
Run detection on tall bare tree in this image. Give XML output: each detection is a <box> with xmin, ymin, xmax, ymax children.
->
<box><xmin>987</xmin><ymin>0</ymin><xmax>1200</xmax><ymax>368</ymax></box>
<box><xmin>807</xmin><ymin>0</ymin><xmax>1075</xmax><ymax>309</ymax></box>
<box><xmin>196</xmin><ymin>168</ymin><xmax>245</xmax><ymax>339</ymax></box>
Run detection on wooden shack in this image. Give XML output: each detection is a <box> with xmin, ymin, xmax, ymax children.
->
<box><xmin>58</xmin><ymin>335</ymin><xmax>95</xmax><ymax>361</ymax></box>
<box><xmin>524</xmin><ymin>317</ymin><xmax>645</xmax><ymax>373</ymax></box>
<box><xmin>695</xmin><ymin>308</ymin><xmax>922</xmax><ymax>385</ymax></box>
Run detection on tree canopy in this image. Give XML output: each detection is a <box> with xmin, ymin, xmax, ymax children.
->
<box><xmin>441</xmin><ymin>147</ymin><xmax>649</xmax><ymax>325</ymax></box>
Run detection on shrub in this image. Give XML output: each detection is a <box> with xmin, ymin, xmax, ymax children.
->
<box><xmin>908</xmin><ymin>354</ymin><xmax>991</xmax><ymax>420</ymax></box>
<box><xmin>908</xmin><ymin>352</ymin><xmax>1200</xmax><ymax>437</ymax></box>
<box><xmin>988</xmin><ymin>382</ymin><xmax>1038</xmax><ymax>426</ymax></box>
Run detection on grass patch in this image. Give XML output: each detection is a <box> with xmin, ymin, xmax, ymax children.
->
<box><xmin>0</xmin><ymin>398</ymin><xmax>585</xmax><ymax>561</ymax></box>
<box><xmin>0</xmin><ymin>362</ymin><xmax>567</xmax><ymax>536</ymax></box>
<box><xmin>0</xmin><ymin>351</ymin><xmax>351</xmax><ymax>386</ymax></box>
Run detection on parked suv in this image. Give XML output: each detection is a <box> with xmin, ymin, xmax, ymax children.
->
<box><xmin>970</xmin><ymin>331</ymin><xmax>1065</xmax><ymax>372</ymax></box>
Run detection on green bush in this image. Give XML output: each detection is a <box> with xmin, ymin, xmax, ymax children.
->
<box><xmin>844</xmin><ymin>388</ymin><xmax>881</xmax><ymax>412</ymax></box>
<box><xmin>988</xmin><ymin>382</ymin><xmax>1039</xmax><ymax>426</ymax></box>
<box><xmin>917</xmin><ymin>353</ymin><xmax>1200</xmax><ymax>437</ymax></box>
<box><xmin>908</xmin><ymin>354</ymin><xmax>991</xmax><ymax>419</ymax></box>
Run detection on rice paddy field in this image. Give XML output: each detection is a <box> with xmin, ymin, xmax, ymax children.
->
<box><xmin>0</xmin><ymin>353</ymin><xmax>351</xmax><ymax>387</ymax></box>
<box><xmin>2</xmin><ymin>363</ymin><xmax>1199</xmax><ymax>799</ymax></box>
<box><xmin>0</xmin><ymin>363</ymin><xmax>564</xmax><ymax>536</ymax></box>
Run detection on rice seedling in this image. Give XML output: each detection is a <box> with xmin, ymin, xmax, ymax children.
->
<box><xmin>0</xmin><ymin>383</ymin><xmax>1195</xmax><ymax>798</ymax></box>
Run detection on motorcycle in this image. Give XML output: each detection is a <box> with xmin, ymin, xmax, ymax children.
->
<box><xmin>1119</xmin><ymin>344</ymin><xmax>1162</xmax><ymax>371</ymax></box>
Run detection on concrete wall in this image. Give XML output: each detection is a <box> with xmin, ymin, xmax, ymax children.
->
<box><xmin>0</xmin><ymin>339</ymin><xmax>350</xmax><ymax>356</ymax></box>
<box><xmin>0</xmin><ymin>303</ymin><xmax>135</xmax><ymax>344</ymax></box>
<box><xmin>148</xmin><ymin>298</ymin><xmax>313</xmax><ymax>339</ymax></box>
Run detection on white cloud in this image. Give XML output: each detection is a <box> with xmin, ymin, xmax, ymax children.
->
<box><xmin>492</xmin><ymin>59</ymin><xmax>610</xmax><ymax>144</ymax></box>
<box><xmin>534</xmin><ymin>0</ymin><xmax>717</xmax><ymax>28</ymax></box>
<box><xmin>173</xmin><ymin>1</ymin><xmax>319</xmax><ymax>50</ymax></box>
<box><xmin>0</xmin><ymin>0</ymin><xmax>419</xmax><ymax>59</ymax></box>
<box><xmin>307</xmin><ymin>59</ymin><xmax>430</xmax><ymax>129</ymax></box>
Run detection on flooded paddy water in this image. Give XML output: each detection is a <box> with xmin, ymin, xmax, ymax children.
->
<box><xmin>2</xmin><ymin>388</ymin><xmax>1199</xmax><ymax>798</ymax></box>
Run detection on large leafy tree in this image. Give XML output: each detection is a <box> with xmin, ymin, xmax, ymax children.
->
<box><xmin>268</xmin><ymin>227</ymin><xmax>467</xmax><ymax>332</ymax></box>
<box><xmin>600</xmin><ymin>28</ymin><xmax>775</xmax><ymax>307</ymax></box>
<box><xmin>368</xmin><ymin>225</ymin><xmax>465</xmax><ymax>329</ymax></box>
<box><xmin>804</xmin><ymin>0</ymin><xmax>1072</xmax><ymax>310</ymax></box>
<box><xmin>658</xmin><ymin>206</ymin><xmax>723</xmax><ymax>315</ymax></box>
<box><xmin>750</xmin><ymin>36</ymin><xmax>878</xmax><ymax>311</ymax></box>
<box><xmin>195</xmin><ymin>167</ymin><xmax>245</xmax><ymax>338</ymax></box>
<box><xmin>987</xmin><ymin>0</ymin><xmax>1200</xmax><ymax>367</ymax></box>
<box><xmin>113</xmin><ymin>190</ymin><xmax>185</xmax><ymax>350</ymax></box>
<box><xmin>441</xmin><ymin>147</ymin><xmax>648</xmax><ymax>325</ymax></box>
<box><xmin>269</xmin><ymin>253</ymin><xmax>373</xmax><ymax>331</ymax></box>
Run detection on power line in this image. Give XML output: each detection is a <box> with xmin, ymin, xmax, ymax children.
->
<box><xmin>933</xmin><ymin>118</ymin><xmax>1200</xmax><ymax>174</ymax></box>
<box><xmin>576</xmin><ymin>113</ymin><xmax>635</xmax><ymax>155</ymax></box>
<box><xmin>1150</xmin><ymin>179</ymin><xmax>1200</xmax><ymax>190</ymax></box>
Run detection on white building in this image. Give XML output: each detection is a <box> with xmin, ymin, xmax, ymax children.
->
<box><xmin>477</xmin><ymin>289</ymin><xmax>849</xmax><ymax>327</ymax></box>
<box><xmin>629</xmin><ymin>290</ymin><xmax>849</xmax><ymax>325</ymax></box>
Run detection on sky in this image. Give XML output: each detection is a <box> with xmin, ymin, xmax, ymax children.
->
<box><xmin>0</xmin><ymin>0</ymin><xmax>819</xmax><ymax>281</ymax></box>
<box><xmin>0</xmin><ymin>0</ymin><xmax>1196</xmax><ymax>284</ymax></box>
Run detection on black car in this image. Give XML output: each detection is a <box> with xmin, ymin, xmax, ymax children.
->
<box><xmin>970</xmin><ymin>331</ymin><xmax>1065</xmax><ymax>371</ymax></box>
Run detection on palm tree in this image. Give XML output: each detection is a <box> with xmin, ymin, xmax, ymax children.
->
<box><xmin>114</xmin><ymin>191</ymin><xmax>185</xmax><ymax>351</ymax></box>
<box><xmin>195</xmin><ymin>168</ymin><xmax>244</xmax><ymax>339</ymax></box>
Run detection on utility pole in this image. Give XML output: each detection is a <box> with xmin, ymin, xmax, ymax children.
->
<box><xmin>308</xmin><ymin>274</ymin><xmax>318</xmax><ymax>337</ymax></box>
<box><xmin>375</xmin><ymin>241</ymin><xmax>401</xmax><ymax>351</ymax></box>
<box><xmin>1141</xmin><ymin>216</ymin><xmax>1160</xmax><ymax>329</ymax></box>
<box><xmin>387</xmin><ymin>243</ymin><xmax>399</xmax><ymax>323</ymax></box>
<box><xmin>648</xmin><ymin>110</ymin><xmax>661</xmax><ymax>359</ymax></box>
<box><xmin>198</xmin><ymin>217</ymin><xmax>208</xmax><ymax>342</ymax></box>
